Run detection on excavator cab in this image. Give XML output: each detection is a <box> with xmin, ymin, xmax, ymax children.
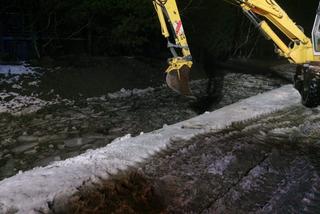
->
<box><xmin>312</xmin><ymin>2</ymin><xmax>320</xmax><ymax>54</ymax></box>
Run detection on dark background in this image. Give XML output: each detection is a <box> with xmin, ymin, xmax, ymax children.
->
<box><xmin>0</xmin><ymin>0</ymin><xmax>319</xmax><ymax>61</ymax></box>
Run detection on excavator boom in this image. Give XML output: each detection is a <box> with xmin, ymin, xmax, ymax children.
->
<box><xmin>227</xmin><ymin>0</ymin><xmax>320</xmax><ymax>107</ymax></box>
<box><xmin>235</xmin><ymin>0</ymin><xmax>320</xmax><ymax>64</ymax></box>
<box><xmin>229</xmin><ymin>0</ymin><xmax>320</xmax><ymax>107</ymax></box>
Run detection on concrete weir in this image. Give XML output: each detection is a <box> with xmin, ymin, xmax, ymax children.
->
<box><xmin>0</xmin><ymin>85</ymin><xmax>301</xmax><ymax>213</ymax></box>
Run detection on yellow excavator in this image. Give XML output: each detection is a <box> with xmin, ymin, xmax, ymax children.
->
<box><xmin>153</xmin><ymin>0</ymin><xmax>320</xmax><ymax>107</ymax></box>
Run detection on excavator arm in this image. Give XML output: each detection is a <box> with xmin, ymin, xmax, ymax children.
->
<box><xmin>230</xmin><ymin>0</ymin><xmax>320</xmax><ymax>107</ymax></box>
<box><xmin>232</xmin><ymin>0</ymin><xmax>320</xmax><ymax>64</ymax></box>
<box><xmin>153</xmin><ymin>0</ymin><xmax>193</xmax><ymax>96</ymax></box>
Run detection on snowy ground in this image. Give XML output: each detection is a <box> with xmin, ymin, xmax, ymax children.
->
<box><xmin>141</xmin><ymin>103</ymin><xmax>320</xmax><ymax>213</ymax></box>
<box><xmin>0</xmin><ymin>63</ymin><xmax>34</xmax><ymax>75</ymax></box>
<box><xmin>0</xmin><ymin>59</ymin><xmax>299</xmax><ymax>212</ymax></box>
<box><xmin>0</xmin><ymin>92</ymin><xmax>54</xmax><ymax>115</ymax></box>
<box><xmin>0</xmin><ymin>85</ymin><xmax>302</xmax><ymax>213</ymax></box>
<box><xmin>0</xmin><ymin>64</ymin><xmax>60</xmax><ymax>115</ymax></box>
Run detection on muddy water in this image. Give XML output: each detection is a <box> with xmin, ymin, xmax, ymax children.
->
<box><xmin>1</xmin><ymin>57</ymin><xmax>287</xmax><ymax>99</ymax></box>
<box><xmin>36</xmin><ymin>57</ymin><xmax>169</xmax><ymax>99</ymax></box>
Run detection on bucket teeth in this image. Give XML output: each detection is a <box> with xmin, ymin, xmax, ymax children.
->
<box><xmin>166</xmin><ymin>65</ymin><xmax>192</xmax><ymax>96</ymax></box>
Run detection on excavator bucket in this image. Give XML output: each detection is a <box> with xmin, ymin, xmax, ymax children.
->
<box><xmin>166</xmin><ymin>65</ymin><xmax>192</xmax><ymax>96</ymax></box>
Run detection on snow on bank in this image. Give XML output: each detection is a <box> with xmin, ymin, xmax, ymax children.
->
<box><xmin>107</xmin><ymin>87</ymin><xmax>155</xmax><ymax>99</ymax></box>
<box><xmin>0</xmin><ymin>85</ymin><xmax>301</xmax><ymax>213</ymax></box>
<box><xmin>0</xmin><ymin>63</ymin><xmax>34</xmax><ymax>75</ymax></box>
<box><xmin>0</xmin><ymin>92</ymin><xmax>54</xmax><ymax>115</ymax></box>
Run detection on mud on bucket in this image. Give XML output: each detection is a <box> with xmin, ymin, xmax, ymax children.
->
<box><xmin>166</xmin><ymin>65</ymin><xmax>192</xmax><ymax>96</ymax></box>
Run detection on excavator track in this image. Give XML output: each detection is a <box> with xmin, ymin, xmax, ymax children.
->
<box><xmin>294</xmin><ymin>64</ymin><xmax>320</xmax><ymax>108</ymax></box>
